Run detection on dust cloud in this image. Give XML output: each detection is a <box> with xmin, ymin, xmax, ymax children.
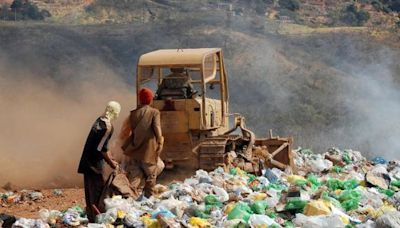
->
<box><xmin>338</xmin><ymin>52</ymin><xmax>400</xmax><ymax>159</ymax></box>
<box><xmin>0</xmin><ymin>55</ymin><xmax>136</xmax><ymax>189</ymax></box>
<box><xmin>227</xmin><ymin>34</ymin><xmax>400</xmax><ymax>158</ymax></box>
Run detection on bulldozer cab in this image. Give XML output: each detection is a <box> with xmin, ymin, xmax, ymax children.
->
<box><xmin>136</xmin><ymin>48</ymin><xmax>230</xmax><ymax>163</ymax></box>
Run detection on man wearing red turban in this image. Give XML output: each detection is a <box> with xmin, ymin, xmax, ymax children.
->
<box><xmin>118</xmin><ymin>88</ymin><xmax>164</xmax><ymax>198</ymax></box>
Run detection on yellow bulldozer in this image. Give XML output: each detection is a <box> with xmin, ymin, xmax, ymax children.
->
<box><xmin>136</xmin><ymin>48</ymin><xmax>295</xmax><ymax>174</ymax></box>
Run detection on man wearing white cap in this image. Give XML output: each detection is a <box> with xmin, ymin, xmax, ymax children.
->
<box><xmin>77</xmin><ymin>101</ymin><xmax>121</xmax><ymax>222</ymax></box>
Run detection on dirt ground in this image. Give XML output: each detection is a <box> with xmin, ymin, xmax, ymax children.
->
<box><xmin>1</xmin><ymin>188</ymin><xmax>85</xmax><ymax>219</ymax></box>
<box><xmin>1</xmin><ymin>162</ymin><xmax>197</xmax><ymax>219</ymax></box>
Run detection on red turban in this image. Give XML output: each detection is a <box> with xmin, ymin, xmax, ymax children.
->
<box><xmin>139</xmin><ymin>88</ymin><xmax>154</xmax><ymax>105</ymax></box>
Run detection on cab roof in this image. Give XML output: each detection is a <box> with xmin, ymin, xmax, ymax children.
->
<box><xmin>138</xmin><ymin>48</ymin><xmax>221</xmax><ymax>67</ymax></box>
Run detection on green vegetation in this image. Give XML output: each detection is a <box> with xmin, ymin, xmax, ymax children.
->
<box><xmin>327</xmin><ymin>3</ymin><xmax>371</xmax><ymax>26</ymax></box>
<box><xmin>340</xmin><ymin>3</ymin><xmax>370</xmax><ymax>26</ymax></box>
<box><xmin>279</xmin><ymin>0</ymin><xmax>300</xmax><ymax>11</ymax></box>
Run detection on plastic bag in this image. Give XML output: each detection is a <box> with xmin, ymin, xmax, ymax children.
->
<box><xmin>332</xmin><ymin>166</ymin><xmax>344</xmax><ymax>173</ymax></box>
<box><xmin>371</xmin><ymin>157</ymin><xmax>387</xmax><ymax>164</ymax></box>
<box><xmin>39</xmin><ymin>209</ymin><xmax>62</xmax><ymax>225</ymax></box>
<box><xmin>339</xmin><ymin>190</ymin><xmax>361</xmax><ymax>202</ymax></box>
<box><xmin>63</xmin><ymin>208</ymin><xmax>88</xmax><ymax>226</ymax></box>
<box><xmin>284</xmin><ymin>199</ymin><xmax>308</xmax><ymax>212</ymax></box>
<box><xmin>284</xmin><ymin>221</ymin><xmax>294</xmax><ymax>228</ymax></box>
<box><xmin>141</xmin><ymin>215</ymin><xmax>160</xmax><ymax>228</ymax></box>
<box><xmin>307</xmin><ymin>157</ymin><xmax>333</xmax><ymax>173</ymax></box>
<box><xmin>223</xmin><ymin>219</ymin><xmax>248</xmax><ymax>228</ymax></box>
<box><xmin>342</xmin><ymin>152</ymin><xmax>352</xmax><ymax>164</ymax></box>
<box><xmin>157</xmin><ymin>197</ymin><xmax>188</xmax><ymax>218</ymax></box>
<box><xmin>151</xmin><ymin>207</ymin><xmax>176</xmax><ymax>219</ymax></box>
<box><xmin>287</xmin><ymin>175</ymin><xmax>306</xmax><ymax>184</ymax></box>
<box><xmin>338</xmin><ymin>190</ymin><xmax>360</xmax><ymax>211</ymax></box>
<box><xmin>307</xmin><ymin>174</ymin><xmax>321</xmax><ymax>187</ymax></box>
<box><xmin>322</xmin><ymin>192</ymin><xmax>342</xmax><ymax>208</ymax></box>
<box><xmin>327</xmin><ymin>179</ymin><xmax>358</xmax><ymax>191</ymax></box>
<box><xmin>263</xmin><ymin>169</ymin><xmax>279</xmax><ymax>183</ymax></box>
<box><xmin>295</xmin><ymin>179</ymin><xmax>308</xmax><ymax>186</ymax></box>
<box><xmin>104</xmin><ymin>196</ymin><xmax>130</xmax><ymax>211</ymax></box>
<box><xmin>343</xmin><ymin>179</ymin><xmax>359</xmax><ymax>190</ymax></box>
<box><xmin>188</xmin><ymin>217</ymin><xmax>210</xmax><ymax>228</ymax></box>
<box><xmin>379</xmin><ymin>188</ymin><xmax>395</xmax><ymax>197</ymax></box>
<box><xmin>341</xmin><ymin>199</ymin><xmax>359</xmax><ymax>211</ymax></box>
<box><xmin>248</xmin><ymin>214</ymin><xmax>278</xmax><ymax>227</ymax></box>
<box><xmin>266</xmin><ymin>183</ymin><xmax>286</xmax><ymax>191</ymax></box>
<box><xmin>391</xmin><ymin>179</ymin><xmax>400</xmax><ymax>188</ymax></box>
<box><xmin>204</xmin><ymin>194</ymin><xmax>222</xmax><ymax>208</ymax></box>
<box><xmin>293</xmin><ymin>214</ymin><xmax>345</xmax><ymax>228</ymax></box>
<box><xmin>227</xmin><ymin>202</ymin><xmax>253</xmax><ymax>222</ymax></box>
<box><xmin>304</xmin><ymin>200</ymin><xmax>332</xmax><ymax>216</ymax></box>
<box><xmin>212</xmin><ymin>186</ymin><xmax>229</xmax><ymax>202</ymax></box>
<box><xmin>87</xmin><ymin>224</ymin><xmax>106</xmax><ymax>228</ymax></box>
<box><xmin>248</xmin><ymin>192</ymin><xmax>267</xmax><ymax>201</ymax></box>
<box><xmin>266</xmin><ymin>210</ymin><xmax>277</xmax><ymax>219</ymax></box>
<box><xmin>250</xmin><ymin>201</ymin><xmax>268</xmax><ymax>214</ymax></box>
<box><xmin>12</xmin><ymin>218</ymin><xmax>50</xmax><ymax>228</ymax></box>
<box><xmin>193</xmin><ymin>209</ymin><xmax>210</xmax><ymax>219</ymax></box>
<box><xmin>327</xmin><ymin>179</ymin><xmax>343</xmax><ymax>191</ymax></box>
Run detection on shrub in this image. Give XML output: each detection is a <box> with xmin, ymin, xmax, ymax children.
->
<box><xmin>340</xmin><ymin>4</ymin><xmax>370</xmax><ymax>26</ymax></box>
<box><xmin>279</xmin><ymin>0</ymin><xmax>300</xmax><ymax>11</ymax></box>
<box><xmin>24</xmin><ymin>3</ymin><xmax>43</xmax><ymax>20</ymax></box>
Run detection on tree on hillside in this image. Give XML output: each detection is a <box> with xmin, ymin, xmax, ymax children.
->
<box><xmin>279</xmin><ymin>0</ymin><xmax>300</xmax><ymax>11</ymax></box>
<box><xmin>10</xmin><ymin>0</ymin><xmax>23</xmax><ymax>10</ymax></box>
<box><xmin>1</xmin><ymin>4</ymin><xmax>10</xmax><ymax>20</ymax></box>
<box><xmin>340</xmin><ymin>3</ymin><xmax>370</xmax><ymax>26</ymax></box>
<box><xmin>25</xmin><ymin>2</ymin><xmax>43</xmax><ymax>20</ymax></box>
<box><xmin>3</xmin><ymin>0</ymin><xmax>49</xmax><ymax>20</ymax></box>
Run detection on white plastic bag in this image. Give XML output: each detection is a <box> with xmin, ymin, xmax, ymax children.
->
<box><xmin>104</xmin><ymin>195</ymin><xmax>130</xmax><ymax>211</ymax></box>
<box><xmin>249</xmin><ymin>214</ymin><xmax>280</xmax><ymax>228</ymax></box>
<box><xmin>293</xmin><ymin>213</ymin><xmax>345</xmax><ymax>228</ymax></box>
<box><xmin>12</xmin><ymin>218</ymin><xmax>50</xmax><ymax>228</ymax></box>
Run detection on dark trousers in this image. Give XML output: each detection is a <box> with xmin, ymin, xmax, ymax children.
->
<box><xmin>83</xmin><ymin>172</ymin><xmax>104</xmax><ymax>222</ymax></box>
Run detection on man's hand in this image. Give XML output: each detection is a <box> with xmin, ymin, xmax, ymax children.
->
<box><xmin>102</xmin><ymin>151</ymin><xmax>119</xmax><ymax>169</ymax></box>
<box><xmin>110</xmin><ymin>160</ymin><xmax>119</xmax><ymax>170</ymax></box>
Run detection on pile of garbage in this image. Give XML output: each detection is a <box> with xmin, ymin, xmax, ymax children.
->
<box><xmin>5</xmin><ymin>147</ymin><xmax>400</xmax><ymax>227</ymax></box>
<box><xmin>1</xmin><ymin>205</ymin><xmax>88</xmax><ymax>228</ymax></box>
<box><xmin>1</xmin><ymin>190</ymin><xmax>44</xmax><ymax>206</ymax></box>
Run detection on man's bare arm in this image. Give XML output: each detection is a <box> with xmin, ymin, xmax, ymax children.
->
<box><xmin>102</xmin><ymin>151</ymin><xmax>118</xmax><ymax>169</ymax></box>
